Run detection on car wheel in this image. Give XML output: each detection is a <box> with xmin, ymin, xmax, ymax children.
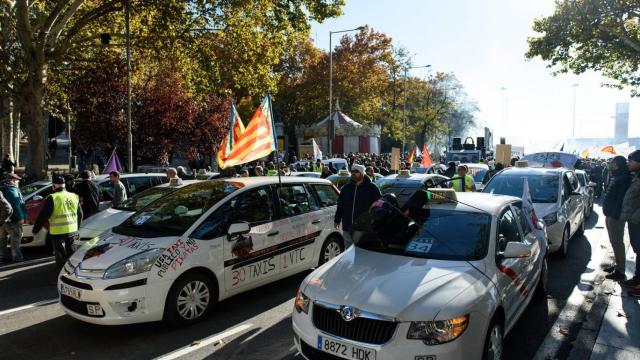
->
<box><xmin>164</xmin><ymin>272</ymin><xmax>216</xmax><ymax>326</ymax></box>
<box><xmin>576</xmin><ymin>219</ymin><xmax>585</xmax><ymax>237</ymax></box>
<box><xmin>319</xmin><ymin>235</ymin><xmax>344</xmax><ymax>266</ymax></box>
<box><xmin>558</xmin><ymin>226</ymin><xmax>570</xmax><ymax>258</ymax></box>
<box><xmin>483</xmin><ymin>320</ymin><xmax>504</xmax><ymax>360</ymax></box>
<box><xmin>536</xmin><ymin>256</ymin><xmax>548</xmax><ymax>298</ymax></box>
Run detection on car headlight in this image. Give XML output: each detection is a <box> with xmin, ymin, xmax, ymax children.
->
<box><xmin>543</xmin><ymin>212</ymin><xmax>558</xmax><ymax>226</ymax></box>
<box><xmin>103</xmin><ymin>248</ymin><xmax>164</xmax><ymax>279</ymax></box>
<box><xmin>407</xmin><ymin>315</ymin><xmax>469</xmax><ymax>345</ymax></box>
<box><xmin>294</xmin><ymin>289</ymin><xmax>310</xmax><ymax>314</ymax></box>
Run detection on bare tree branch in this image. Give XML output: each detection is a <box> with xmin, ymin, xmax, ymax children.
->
<box><xmin>46</xmin><ymin>0</ymin><xmax>85</xmax><ymax>48</ymax></box>
<box><xmin>36</xmin><ymin>1</ymin><xmax>71</xmax><ymax>43</ymax></box>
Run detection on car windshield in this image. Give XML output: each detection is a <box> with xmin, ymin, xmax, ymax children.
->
<box><xmin>483</xmin><ymin>173</ymin><xmax>559</xmax><ymax>203</ymax></box>
<box><xmin>356</xmin><ymin>209</ymin><xmax>491</xmax><ymax>261</ymax></box>
<box><xmin>115</xmin><ymin>186</ymin><xmax>173</xmax><ymax>212</ymax></box>
<box><xmin>21</xmin><ymin>183</ymin><xmax>48</xmax><ymax>197</ymax></box>
<box><xmin>114</xmin><ymin>181</ymin><xmax>239</xmax><ymax>237</ymax></box>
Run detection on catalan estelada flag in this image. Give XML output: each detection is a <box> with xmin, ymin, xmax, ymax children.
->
<box><xmin>216</xmin><ymin>103</ymin><xmax>245</xmax><ymax>168</ymax></box>
<box><xmin>421</xmin><ymin>144</ymin><xmax>433</xmax><ymax>167</ymax></box>
<box><xmin>221</xmin><ymin>94</ymin><xmax>277</xmax><ymax>168</ymax></box>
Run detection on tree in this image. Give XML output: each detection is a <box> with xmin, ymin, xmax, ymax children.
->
<box><xmin>526</xmin><ymin>0</ymin><xmax>640</xmax><ymax>95</ymax></box>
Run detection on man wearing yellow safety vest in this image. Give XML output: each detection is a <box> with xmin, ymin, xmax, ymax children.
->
<box><xmin>33</xmin><ymin>175</ymin><xmax>83</xmax><ymax>279</ymax></box>
<box><xmin>312</xmin><ymin>158</ymin><xmax>323</xmax><ymax>173</ymax></box>
<box><xmin>451</xmin><ymin>165</ymin><xmax>476</xmax><ymax>192</ymax></box>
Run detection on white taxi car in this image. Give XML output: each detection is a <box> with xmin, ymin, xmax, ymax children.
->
<box><xmin>58</xmin><ymin>177</ymin><xmax>343</xmax><ymax>326</ymax></box>
<box><xmin>293</xmin><ymin>190</ymin><xmax>547</xmax><ymax>360</ymax></box>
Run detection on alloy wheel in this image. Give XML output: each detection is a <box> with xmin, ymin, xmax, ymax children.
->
<box><xmin>176</xmin><ymin>280</ymin><xmax>210</xmax><ymax>320</ymax></box>
<box><xmin>486</xmin><ymin>324</ymin><xmax>503</xmax><ymax>360</ymax></box>
<box><xmin>324</xmin><ymin>241</ymin><xmax>342</xmax><ymax>262</ymax></box>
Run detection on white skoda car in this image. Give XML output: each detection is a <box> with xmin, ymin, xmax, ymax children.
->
<box><xmin>58</xmin><ymin>177</ymin><xmax>344</xmax><ymax>326</ymax></box>
<box><xmin>293</xmin><ymin>190</ymin><xmax>547</xmax><ymax>360</ymax></box>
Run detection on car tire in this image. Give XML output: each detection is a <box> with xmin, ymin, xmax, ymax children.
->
<box><xmin>164</xmin><ymin>272</ymin><xmax>216</xmax><ymax>327</ymax></box>
<box><xmin>536</xmin><ymin>256</ymin><xmax>548</xmax><ymax>298</ymax></box>
<box><xmin>483</xmin><ymin>319</ymin><xmax>504</xmax><ymax>360</ymax></box>
<box><xmin>576</xmin><ymin>219</ymin><xmax>585</xmax><ymax>237</ymax></box>
<box><xmin>318</xmin><ymin>235</ymin><xmax>344</xmax><ymax>266</ymax></box>
<box><xmin>558</xmin><ymin>226</ymin><xmax>570</xmax><ymax>258</ymax></box>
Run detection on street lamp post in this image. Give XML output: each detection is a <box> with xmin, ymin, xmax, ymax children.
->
<box><xmin>402</xmin><ymin>65</ymin><xmax>430</xmax><ymax>155</ymax></box>
<box><xmin>125</xmin><ymin>0</ymin><xmax>133</xmax><ymax>173</ymax></box>
<box><xmin>572</xmin><ymin>83</ymin><xmax>579</xmax><ymax>138</ymax></box>
<box><xmin>329</xmin><ymin>26</ymin><xmax>364</xmax><ymax>157</ymax></box>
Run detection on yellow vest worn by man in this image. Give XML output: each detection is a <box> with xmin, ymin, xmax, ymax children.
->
<box><xmin>452</xmin><ymin>174</ymin><xmax>474</xmax><ymax>192</ymax></box>
<box><xmin>49</xmin><ymin>191</ymin><xmax>80</xmax><ymax>235</ymax></box>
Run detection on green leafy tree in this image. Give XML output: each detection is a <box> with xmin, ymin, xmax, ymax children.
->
<box><xmin>526</xmin><ymin>0</ymin><xmax>640</xmax><ymax>95</ymax></box>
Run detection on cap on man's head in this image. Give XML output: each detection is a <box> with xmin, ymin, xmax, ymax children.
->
<box><xmin>351</xmin><ymin>164</ymin><xmax>366</xmax><ymax>175</ymax></box>
<box><xmin>628</xmin><ymin>150</ymin><xmax>640</xmax><ymax>163</ymax></box>
<box><xmin>52</xmin><ymin>175</ymin><xmax>65</xmax><ymax>185</ymax></box>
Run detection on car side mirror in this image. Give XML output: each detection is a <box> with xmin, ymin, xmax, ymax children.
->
<box><xmin>501</xmin><ymin>242</ymin><xmax>532</xmax><ymax>259</ymax></box>
<box><xmin>227</xmin><ymin>222</ymin><xmax>250</xmax><ymax>239</ymax></box>
<box><xmin>33</xmin><ymin>195</ymin><xmax>43</xmax><ymax>201</ymax></box>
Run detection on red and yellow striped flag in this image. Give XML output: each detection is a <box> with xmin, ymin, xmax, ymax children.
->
<box><xmin>221</xmin><ymin>94</ymin><xmax>277</xmax><ymax>168</ymax></box>
<box><xmin>421</xmin><ymin>144</ymin><xmax>433</xmax><ymax>167</ymax></box>
<box><xmin>407</xmin><ymin>146</ymin><xmax>416</xmax><ymax>164</ymax></box>
<box><xmin>216</xmin><ymin>103</ymin><xmax>245</xmax><ymax>168</ymax></box>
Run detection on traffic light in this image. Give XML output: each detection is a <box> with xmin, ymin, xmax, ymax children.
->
<box><xmin>100</xmin><ymin>33</ymin><xmax>111</xmax><ymax>45</ymax></box>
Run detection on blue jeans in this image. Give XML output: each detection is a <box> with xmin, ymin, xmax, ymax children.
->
<box><xmin>0</xmin><ymin>222</ymin><xmax>24</xmax><ymax>261</ymax></box>
<box><xmin>629</xmin><ymin>222</ymin><xmax>640</xmax><ymax>280</ymax></box>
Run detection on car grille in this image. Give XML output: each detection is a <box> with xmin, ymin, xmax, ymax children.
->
<box><xmin>300</xmin><ymin>340</ymin><xmax>343</xmax><ymax>360</ymax></box>
<box><xmin>312</xmin><ymin>303</ymin><xmax>397</xmax><ymax>345</ymax></box>
<box><xmin>60</xmin><ymin>276</ymin><xmax>93</xmax><ymax>290</ymax></box>
<box><xmin>60</xmin><ymin>295</ymin><xmax>104</xmax><ymax>318</ymax></box>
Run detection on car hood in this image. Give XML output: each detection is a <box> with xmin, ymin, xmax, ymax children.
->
<box><xmin>533</xmin><ymin>203</ymin><xmax>558</xmax><ymax>217</ymax></box>
<box><xmin>304</xmin><ymin>247</ymin><xmax>485</xmax><ymax>321</ymax></box>
<box><xmin>70</xmin><ymin>231</ymin><xmax>176</xmax><ymax>269</ymax></box>
<box><xmin>78</xmin><ymin>208</ymin><xmax>134</xmax><ymax>239</ymax></box>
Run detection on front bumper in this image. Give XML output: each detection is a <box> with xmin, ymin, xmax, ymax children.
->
<box><xmin>57</xmin><ymin>271</ymin><xmax>172</xmax><ymax>325</ymax></box>
<box><xmin>292</xmin><ymin>303</ymin><xmax>487</xmax><ymax>360</ymax></box>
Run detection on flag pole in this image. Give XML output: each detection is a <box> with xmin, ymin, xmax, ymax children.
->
<box><xmin>267</xmin><ymin>90</ymin><xmax>283</xmax><ymax>194</ymax></box>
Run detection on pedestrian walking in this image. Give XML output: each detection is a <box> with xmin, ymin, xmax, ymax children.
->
<box><xmin>602</xmin><ymin>156</ymin><xmax>631</xmax><ymax>281</ymax></box>
<box><xmin>0</xmin><ymin>173</ymin><xmax>21</xmax><ymax>263</ymax></box>
<box><xmin>75</xmin><ymin>170</ymin><xmax>100</xmax><ymax>218</ymax></box>
<box><xmin>109</xmin><ymin>171</ymin><xmax>127</xmax><ymax>208</ymax></box>
<box><xmin>452</xmin><ymin>165</ymin><xmax>476</xmax><ymax>192</ymax></box>
<box><xmin>312</xmin><ymin>159</ymin><xmax>323</xmax><ymax>173</ymax></box>
<box><xmin>334</xmin><ymin>164</ymin><xmax>381</xmax><ymax>248</ymax></box>
<box><xmin>32</xmin><ymin>175</ymin><xmax>83</xmax><ymax>279</ymax></box>
<box><xmin>620</xmin><ymin>150</ymin><xmax>640</xmax><ymax>296</ymax></box>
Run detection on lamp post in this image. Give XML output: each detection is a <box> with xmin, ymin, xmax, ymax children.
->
<box><xmin>572</xmin><ymin>83</ymin><xmax>579</xmax><ymax>138</ymax></box>
<box><xmin>329</xmin><ymin>26</ymin><xmax>364</xmax><ymax>157</ymax></box>
<box><xmin>402</xmin><ymin>65</ymin><xmax>430</xmax><ymax>155</ymax></box>
<box><xmin>125</xmin><ymin>0</ymin><xmax>132</xmax><ymax>173</ymax></box>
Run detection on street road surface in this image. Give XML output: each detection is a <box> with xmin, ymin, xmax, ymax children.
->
<box><xmin>0</xmin><ymin>203</ymin><xmax>613</xmax><ymax>360</ymax></box>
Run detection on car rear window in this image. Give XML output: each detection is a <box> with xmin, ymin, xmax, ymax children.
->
<box><xmin>484</xmin><ymin>173</ymin><xmax>559</xmax><ymax>203</ymax></box>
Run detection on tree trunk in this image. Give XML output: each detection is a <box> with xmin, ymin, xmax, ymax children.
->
<box><xmin>0</xmin><ymin>96</ymin><xmax>11</xmax><ymax>159</ymax></box>
<box><xmin>21</xmin><ymin>75</ymin><xmax>47</xmax><ymax>179</ymax></box>
<box><xmin>12</xmin><ymin>102</ymin><xmax>20</xmax><ymax>168</ymax></box>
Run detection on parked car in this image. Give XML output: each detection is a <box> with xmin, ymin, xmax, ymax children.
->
<box><xmin>483</xmin><ymin>167</ymin><xmax>585</xmax><ymax>257</ymax></box>
<box><xmin>92</xmin><ymin>173</ymin><xmax>168</xmax><ymax>210</ymax></box>
<box><xmin>574</xmin><ymin>169</ymin><xmax>595</xmax><ymax>219</ymax></box>
<box><xmin>59</xmin><ymin>177</ymin><xmax>344</xmax><ymax>326</ymax></box>
<box><xmin>294</xmin><ymin>158</ymin><xmax>350</xmax><ymax>172</ymax></box>
<box><xmin>289</xmin><ymin>172</ymin><xmax>321</xmax><ymax>178</ymax></box>
<box><xmin>375</xmin><ymin>171</ymin><xmax>451</xmax><ymax>207</ymax></box>
<box><xmin>75</xmin><ymin>180</ymin><xmax>201</xmax><ymax>249</ymax></box>
<box><xmin>293</xmin><ymin>190</ymin><xmax>547</xmax><ymax>360</ymax></box>
<box><xmin>20</xmin><ymin>180</ymin><xmax>53</xmax><ymax>248</ymax></box>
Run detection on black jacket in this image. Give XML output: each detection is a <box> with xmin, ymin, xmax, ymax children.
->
<box><xmin>334</xmin><ymin>176</ymin><xmax>381</xmax><ymax>232</ymax></box>
<box><xmin>75</xmin><ymin>180</ymin><xmax>100</xmax><ymax>218</ymax></box>
<box><xmin>33</xmin><ymin>189</ymin><xmax>84</xmax><ymax>234</ymax></box>
<box><xmin>602</xmin><ymin>170</ymin><xmax>631</xmax><ymax>219</ymax></box>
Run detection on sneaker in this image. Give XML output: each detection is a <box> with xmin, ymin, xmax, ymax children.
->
<box><xmin>629</xmin><ymin>287</ymin><xmax>640</xmax><ymax>298</ymax></box>
<box><xmin>605</xmin><ymin>271</ymin><xmax>626</xmax><ymax>281</ymax></box>
<box><xmin>603</xmin><ymin>266</ymin><xmax>616</xmax><ymax>273</ymax></box>
<box><xmin>620</xmin><ymin>278</ymin><xmax>640</xmax><ymax>288</ymax></box>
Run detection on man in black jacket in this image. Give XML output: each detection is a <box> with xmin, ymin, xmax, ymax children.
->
<box><xmin>602</xmin><ymin>156</ymin><xmax>631</xmax><ymax>281</ymax></box>
<box><xmin>334</xmin><ymin>164</ymin><xmax>381</xmax><ymax>248</ymax></box>
<box><xmin>74</xmin><ymin>170</ymin><xmax>100</xmax><ymax>218</ymax></box>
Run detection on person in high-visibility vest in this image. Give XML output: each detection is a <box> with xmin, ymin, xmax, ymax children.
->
<box><xmin>312</xmin><ymin>159</ymin><xmax>323</xmax><ymax>173</ymax></box>
<box><xmin>452</xmin><ymin>165</ymin><xmax>476</xmax><ymax>192</ymax></box>
<box><xmin>33</xmin><ymin>175</ymin><xmax>83</xmax><ymax>281</ymax></box>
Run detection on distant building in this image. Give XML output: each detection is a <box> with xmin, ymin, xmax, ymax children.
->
<box><xmin>615</xmin><ymin>103</ymin><xmax>629</xmax><ymax>140</ymax></box>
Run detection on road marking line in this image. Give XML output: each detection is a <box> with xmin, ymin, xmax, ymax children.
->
<box><xmin>0</xmin><ymin>260</ymin><xmax>55</xmax><ymax>278</ymax></box>
<box><xmin>0</xmin><ymin>256</ymin><xmax>55</xmax><ymax>271</ymax></box>
<box><xmin>154</xmin><ymin>323</ymin><xmax>253</xmax><ymax>360</ymax></box>
<box><xmin>0</xmin><ymin>298</ymin><xmax>59</xmax><ymax>317</ymax></box>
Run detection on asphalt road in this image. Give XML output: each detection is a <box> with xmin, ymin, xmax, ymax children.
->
<box><xmin>0</xmin><ymin>203</ymin><xmax>611</xmax><ymax>360</ymax></box>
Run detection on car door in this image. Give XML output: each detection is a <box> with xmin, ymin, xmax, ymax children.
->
<box><xmin>511</xmin><ymin>203</ymin><xmax>541</xmax><ymax>302</ymax></box>
<box><xmin>124</xmin><ymin>176</ymin><xmax>153</xmax><ymax>197</ymax></box>
<box><xmin>494</xmin><ymin>207</ymin><xmax>528</xmax><ymax>329</ymax></box>
<box><xmin>565</xmin><ymin>172</ymin><xmax>583</xmax><ymax>231</ymax></box>
<box><xmin>25</xmin><ymin>186</ymin><xmax>52</xmax><ymax>224</ymax></box>
<box><xmin>275</xmin><ymin>183</ymin><xmax>323</xmax><ymax>275</ymax></box>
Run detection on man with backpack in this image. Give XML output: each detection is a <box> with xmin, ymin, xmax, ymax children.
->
<box><xmin>0</xmin><ymin>173</ymin><xmax>22</xmax><ymax>263</ymax></box>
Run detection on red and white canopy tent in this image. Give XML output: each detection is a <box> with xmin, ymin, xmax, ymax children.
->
<box><xmin>296</xmin><ymin>101</ymin><xmax>382</xmax><ymax>155</ymax></box>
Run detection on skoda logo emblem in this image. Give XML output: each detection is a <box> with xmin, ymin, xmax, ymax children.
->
<box><xmin>340</xmin><ymin>306</ymin><xmax>357</xmax><ymax>322</ymax></box>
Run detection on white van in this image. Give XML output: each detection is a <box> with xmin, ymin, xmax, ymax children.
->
<box><xmin>58</xmin><ymin>177</ymin><xmax>344</xmax><ymax>326</ymax></box>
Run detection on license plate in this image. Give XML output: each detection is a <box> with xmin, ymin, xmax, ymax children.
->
<box><xmin>86</xmin><ymin>304</ymin><xmax>104</xmax><ymax>316</ymax></box>
<box><xmin>60</xmin><ymin>283</ymin><xmax>82</xmax><ymax>300</ymax></box>
<box><xmin>317</xmin><ymin>335</ymin><xmax>376</xmax><ymax>360</ymax></box>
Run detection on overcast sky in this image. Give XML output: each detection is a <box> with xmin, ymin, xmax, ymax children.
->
<box><xmin>311</xmin><ymin>0</ymin><xmax>640</xmax><ymax>148</ymax></box>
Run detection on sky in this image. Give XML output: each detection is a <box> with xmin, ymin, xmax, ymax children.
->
<box><xmin>310</xmin><ymin>0</ymin><xmax>640</xmax><ymax>149</ymax></box>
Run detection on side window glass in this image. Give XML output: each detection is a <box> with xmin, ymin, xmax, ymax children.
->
<box><xmin>312</xmin><ymin>184</ymin><xmax>339</xmax><ymax>207</ymax></box>
<box><xmin>127</xmin><ymin>177</ymin><xmax>152</xmax><ymax>195</ymax></box>
<box><xmin>512</xmin><ymin>204</ymin><xmax>532</xmax><ymax>236</ymax></box>
<box><xmin>99</xmin><ymin>180</ymin><xmax>114</xmax><ymax>201</ymax></box>
<box><xmin>191</xmin><ymin>201</ymin><xmax>232</xmax><ymax>240</ymax></box>
<box><xmin>279</xmin><ymin>184</ymin><xmax>318</xmax><ymax>216</ymax></box>
<box><xmin>230</xmin><ymin>187</ymin><xmax>274</xmax><ymax>225</ymax></box>
<box><xmin>497</xmin><ymin>209</ymin><xmax>522</xmax><ymax>253</ymax></box>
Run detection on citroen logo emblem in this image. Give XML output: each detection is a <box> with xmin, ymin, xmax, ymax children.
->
<box><xmin>339</xmin><ymin>306</ymin><xmax>357</xmax><ymax>322</ymax></box>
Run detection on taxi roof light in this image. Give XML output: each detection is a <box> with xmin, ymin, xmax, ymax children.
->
<box><xmin>426</xmin><ymin>188</ymin><xmax>458</xmax><ymax>203</ymax></box>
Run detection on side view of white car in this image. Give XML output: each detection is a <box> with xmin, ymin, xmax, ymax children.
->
<box><xmin>293</xmin><ymin>190</ymin><xmax>548</xmax><ymax>360</ymax></box>
<box><xmin>59</xmin><ymin>177</ymin><xmax>344</xmax><ymax>326</ymax></box>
